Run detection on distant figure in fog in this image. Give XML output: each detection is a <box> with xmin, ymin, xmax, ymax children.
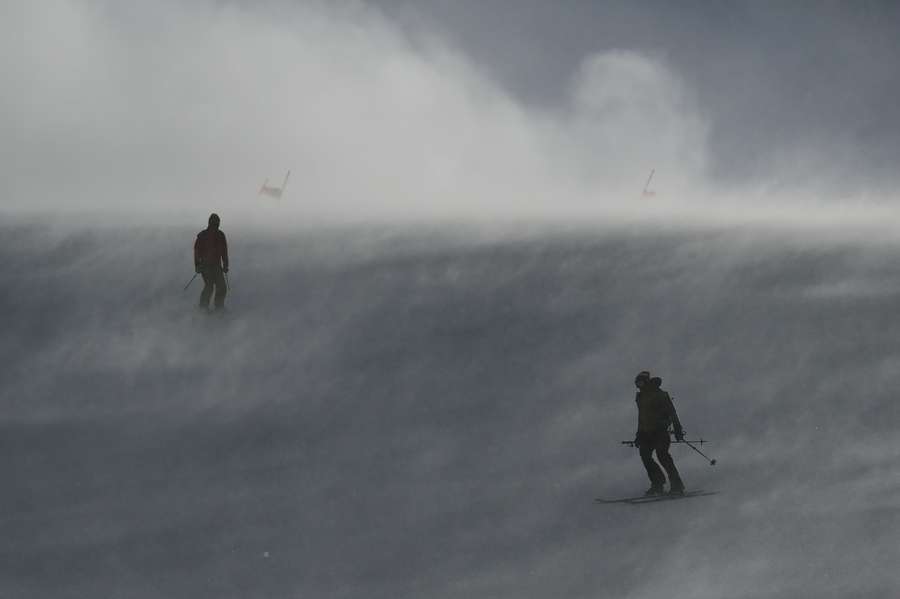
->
<box><xmin>194</xmin><ymin>213</ymin><xmax>229</xmax><ymax>312</ymax></box>
<box><xmin>633</xmin><ymin>371</ymin><xmax>685</xmax><ymax>496</ymax></box>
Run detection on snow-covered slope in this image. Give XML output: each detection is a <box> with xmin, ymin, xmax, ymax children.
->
<box><xmin>3</xmin><ymin>221</ymin><xmax>899</xmax><ymax>598</ymax></box>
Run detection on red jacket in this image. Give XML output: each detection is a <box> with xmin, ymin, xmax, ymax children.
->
<box><xmin>194</xmin><ymin>228</ymin><xmax>229</xmax><ymax>269</ymax></box>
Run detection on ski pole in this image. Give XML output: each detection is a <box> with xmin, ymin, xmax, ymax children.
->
<box><xmin>183</xmin><ymin>273</ymin><xmax>198</xmax><ymax>291</ymax></box>
<box><xmin>224</xmin><ymin>272</ymin><xmax>230</xmax><ymax>291</ymax></box>
<box><xmin>683</xmin><ymin>439</ymin><xmax>717</xmax><ymax>466</ymax></box>
<box><xmin>619</xmin><ymin>439</ymin><xmax>717</xmax><ymax>465</ymax></box>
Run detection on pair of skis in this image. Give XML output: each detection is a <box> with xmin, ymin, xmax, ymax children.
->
<box><xmin>597</xmin><ymin>435</ymin><xmax>719</xmax><ymax>504</ymax></box>
<box><xmin>595</xmin><ymin>489</ymin><xmax>718</xmax><ymax>505</ymax></box>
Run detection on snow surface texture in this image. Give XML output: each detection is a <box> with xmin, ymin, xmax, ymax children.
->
<box><xmin>3</xmin><ymin>221</ymin><xmax>900</xmax><ymax>598</ymax></box>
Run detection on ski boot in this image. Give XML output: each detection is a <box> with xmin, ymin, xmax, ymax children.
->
<box><xmin>644</xmin><ymin>485</ymin><xmax>664</xmax><ymax>497</ymax></box>
<box><xmin>667</xmin><ymin>484</ymin><xmax>685</xmax><ymax>496</ymax></box>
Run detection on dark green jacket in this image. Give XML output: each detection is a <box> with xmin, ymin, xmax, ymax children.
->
<box><xmin>635</xmin><ymin>385</ymin><xmax>683</xmax><ymax>435</ymax></box>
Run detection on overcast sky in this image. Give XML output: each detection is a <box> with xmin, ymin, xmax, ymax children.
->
<box><xmin>376</xmin><ymin>0</ymin><xmax>900</xmax><ymax>188</ymax></box>
<box><xmin>4</xmin><ymin>1</ymin><xmax>900</xmax><ymax>220</ymax></box>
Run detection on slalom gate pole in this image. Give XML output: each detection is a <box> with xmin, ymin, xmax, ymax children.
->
<box><xmin>183</xmin><ymin>273</ymin><xmax>198</xmax><ymax>291</ymax></box>
<box><xmin>642</xmin><ymin>169</ymin><xmax>655</xmax><ymax>195</ymax></box>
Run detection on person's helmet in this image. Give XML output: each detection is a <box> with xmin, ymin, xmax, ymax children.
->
<box><xmin>208</xmin><ymin>213</ymin><xmax>220</xmax><ymax>228</ymax></box>
<box><xmin>634</xmin><ymin>371</ymin><xmax>651</xmax><ymax>387</ymax></box>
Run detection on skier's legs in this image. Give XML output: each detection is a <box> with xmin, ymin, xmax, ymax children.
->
<box><xmin>212</xmin><ymin>268</ymin><xmax>227</xmax><ymax>309</ymax></box>
<box><xmin>199</xmin><ymin>269</ymin><xmax>214</xmax><ymax>308</ymax></box>
<box><xmin>639</xmin><ymin>443</ymin><xmax>666</xmax><ymax>488</ymax></box>
<box><xmin>654</xmin><ymin>438</ymin><xmax>684</xmax><ymax>491</ymax></box>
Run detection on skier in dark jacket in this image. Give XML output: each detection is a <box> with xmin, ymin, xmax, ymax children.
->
<box><xmin>194</xmin><ymin>213</ymin><xmax>229</xmax><ymax>311</ymax></box>
<box><xmin>633</xmin><ymin>370</ymin><xmax>685</xmax><ymax>496</ymax></box>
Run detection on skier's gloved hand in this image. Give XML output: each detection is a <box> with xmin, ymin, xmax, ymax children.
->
<box><xmin>633</xmin><ymin>435</ymin><xmax>640</xmax><ymax>448</ymax></box>
<box><xmin>674</xmin><ymin>430</ymin><xmax>685</xmax><ymax>442</ymax></box>
<box><xmin>223</xmin><ymin>266</ymin><xmax>229</xmax><ymax>273</ymax></box>
<box><xmin>195</xmin><ymin>263</ymin><xmax>203</xmax><ymax>274</ymax></box>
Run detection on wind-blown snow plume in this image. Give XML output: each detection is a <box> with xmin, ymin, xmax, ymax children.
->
<box><xmin>4</xmin><ymin>220</ymin><xmax>900</xmax><ymax>597</ymax></box>
<box><xmin>2</xmin><ymin>1</ymin><xmax>709</xmax><ymax>222</ymax></box>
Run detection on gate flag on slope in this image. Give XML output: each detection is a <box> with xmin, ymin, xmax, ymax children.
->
<box><xmin>259</xmin><ymin>170</ymin><xmax>290</xmax><ymax>199</ymax></box>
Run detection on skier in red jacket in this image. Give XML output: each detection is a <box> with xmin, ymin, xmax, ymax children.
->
<box><xmin>194</xmin><ymin>213</ymin><xmax>229</xmax><ymax>312</ymax></box>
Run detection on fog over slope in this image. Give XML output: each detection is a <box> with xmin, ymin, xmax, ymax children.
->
<box><xmin>4</xmin><ymin>1</ymin><xmax>900</xmax><ymax>597</ymax></box>
<box><xmin>3</xmin><ymin>222</ymin><xmax>900</xmax><ymax>598</ymax></box>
